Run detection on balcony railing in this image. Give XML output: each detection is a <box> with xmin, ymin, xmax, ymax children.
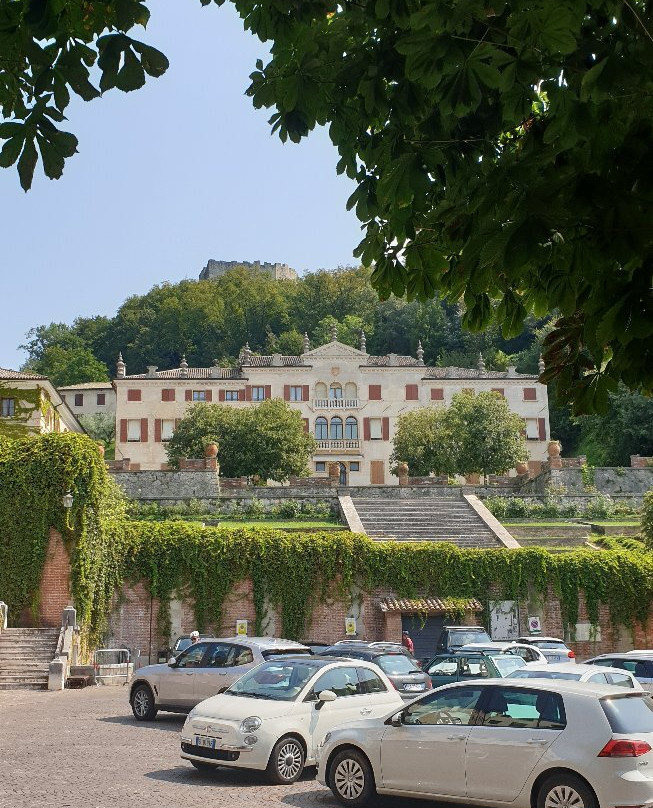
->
<box><xmin>315</xmin><ymin>439</ymin><xmax>360</xmax><ymax>450</ymax></box>
<box><xmin>313</xmin><ymin>399</ymin><xmax>359</xmax><ymax>409</ymax></box>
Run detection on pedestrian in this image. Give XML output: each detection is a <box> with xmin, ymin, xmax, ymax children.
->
<box><xmin>190</xmin><ymin>630</ymin><xmax>200</xmax><ymax>644</ymax></box>
<box><xmin>402</xmin><ymin>630</ymin><xmax>414</xmax><ymax>655</ymax></box>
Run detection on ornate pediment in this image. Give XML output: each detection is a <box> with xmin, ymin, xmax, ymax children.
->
<box><xmin>303</xmin><ymin>341</ymin><xmax>369</xmax><ymax>361</ymax></box>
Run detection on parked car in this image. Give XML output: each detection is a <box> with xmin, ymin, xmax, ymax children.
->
<box><xmin>507</xmin><ymin>662</ymin><xmax>642</xmax><ymax>689</ymax></box>
<box><xmin>435</xmin><ymin>625</ymin><xmax>492</xmax><ymax>655</ymax></box>
<box><xmin>333</xmin><ymin>641</ymin><xmax>414</xmax><ymax>658</ymax></box>
<box><xmin>460</xmin><ymin>641</ymin><xmax>549</xmax><ymax>666</ymax></box>
<box><xmin>304</xmin><ymin>642</ymin><xmax>333</xmax><ymax>655</ymax></box>
<box><xmin>318</xmin><ymin>644</ymin><xmax>431</xmax><ymax>699</ymax></box>
<box><xmin>317</xmin><ymin>678</ymin><xmax>653</xmax><ymax>808</ymax></box>
<box><xmin>516</xmin><ymin>635</ymin><xmax>576</xmax><ymax>663</ymax></box>
<box><xmin>130</xmin><ymin>637</ymin><xmax>311</xmax><ymax>720</ymax></box>
<box><xmin>180</xmin><ymin>655</ymin><xmax>403</xmax><ymax>783</ymax></box>
<box><xmin>157</xmin><ymin>634</ymin><xmax>214</xmax><ymax>662</ymax></box>
<box><xmin>424</xmin><ymin>651</ymin><xmax>526</xmax><ymax>687</ymax></box>
<box><xmin>584</xmin><ymin>653</ymin><xmax>653</xmax><ymax>693</ymax></box>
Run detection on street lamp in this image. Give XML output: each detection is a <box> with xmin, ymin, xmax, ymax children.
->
<box><xmin>62</xmin><ymin>491</ymin><xmax>74</xmax><ymax>509</ymax></box>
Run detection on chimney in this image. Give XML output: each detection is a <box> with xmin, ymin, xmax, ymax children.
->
<box><xmin>116</xmin><ymin>353</ymin><xmax>126</xmax><ymax>379</ymax></box>
<box><xmin>507</xmin><ymin>365</ymin><xmax>517</xmax><ymax>377</ymax></box>
<box><xmin>146</xmin><ymin>365</ymin><xmax>158</xmax><ymax>378</ymax></box>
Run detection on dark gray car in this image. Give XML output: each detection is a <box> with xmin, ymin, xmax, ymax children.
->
<box><xmin>319</xmin><ymin>646</ymin><xmax>431</xmax><ymax>699</ymax></box>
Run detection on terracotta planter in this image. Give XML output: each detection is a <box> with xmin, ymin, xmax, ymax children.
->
<box><xmin>465</xmin><ymin>473</ymin><xmax>481</xmax><ymax>485</ymax></box>
<box><xmin>547</xmin><ymin>440</ymin><xmax>562</xmax><ymax>458</ymax></box>
<box><xmin>204</xmin><ymin>442</ymin><xmax>219</xmax><ymax>458</ymax></box>
<box><xmin>97</xmin><ymin>443</ymin><xmax>105</xmax><ymax>458</ymax></box>
<box><xmin>516</xmin><ymin>461</ymin><xmax>528</xmax><ymax>475</ymax></box>
<box><xmin>396</xmin><ymin>462</ymin><xmax>409</xmax><ymax>478</ymax></box>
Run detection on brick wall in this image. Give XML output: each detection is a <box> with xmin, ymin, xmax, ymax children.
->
<box><xmin>36</xmin><ymin>528</ymin><xmax>71</xmax><ymax>627</ymax></box>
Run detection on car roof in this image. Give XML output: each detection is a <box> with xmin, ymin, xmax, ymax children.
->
<box><xmin>442</xmin><ymin>677</ymin><xmax>642</xmax><ymax>698</ymax></box>
<box><xmin>444</xmin><ymin>626</ymin><xmax>488</xmax><ymax>631</ymax></box>
<box><xmin>221</xmin><ymin>636</ymin><xmax>310</xmax><ymax>650</ymax></box>
<box><xmin>517</xmin><ymin>636</ymin><xmax>567</xmax><ymax>643</ymax></box>
<box><xmin>517</xmin><ymin>663</ymin><xmax>626</xmax><ymax>675</ymax></box>
<box><xmin>461</xmin><ymin>642</ymin><xmax>511</xmax><ymax>649</ymax></box>
<box><xmin>588</xmin><ymin>652</ymin><xmax>653</xmax><ymax>661</ymax></box>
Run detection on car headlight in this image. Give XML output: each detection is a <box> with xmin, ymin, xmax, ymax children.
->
<box><xmin>240</xmin><ymin>716</ymin><xmax>262</xmax><ymax>733</ymax></box>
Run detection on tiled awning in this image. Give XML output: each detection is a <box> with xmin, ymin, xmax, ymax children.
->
<box><xmin>379</xmin><ymin>597</ymin><xmax>483</xmax><ymax>614</ymax></box>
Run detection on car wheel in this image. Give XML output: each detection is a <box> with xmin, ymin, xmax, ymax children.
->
<box><xmin>329</xmin><ymin>748</ymin><xmax>376</xmax><ymax>807</ymax></box>
<box><xmin>537</xmin><ymin>773</ymin><xmax>596</xmax><ymax>808</ymax></box>
<box><xmin>266</xmin><ymin>736</ymin><xmax>305</xmax><ymax>784</ymax></box>
<box><xmin>131</xmin><ymin>683</ymin><xmax>158</xmax><ymax>721</ymax></box>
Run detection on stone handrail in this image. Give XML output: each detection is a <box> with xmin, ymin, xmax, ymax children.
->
<box><xmin>0</xmin><ymin>601</ymin><xmax>7</xmax><ymax>634</ymax></box>
<box><xmin>313</xmin><ymin>399</ymin><xmax>360</xmax><ymax>409</ymax></box>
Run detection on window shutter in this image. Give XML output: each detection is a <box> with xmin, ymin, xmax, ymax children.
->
<box><xmin>524</xmin><ymin>388</ymin><xmax>537</xmax><ymax>401</ymax></box>
<box><xmin>161</xmin><ymin>389</ymin><xmax>168</xmax><ymax>402</ymax></box>
<box><xmin>205</xmin><ymin>390</ymin><xmax>212</xmax><ymax>402</ymax></box>
<box><xmin>120</xmin><ymin>419</ymin><xmax>127</xmax><ymax>443</ymax></box>
<box><xmin>245</xmin><ymin>385</ymin><xmax>252</xmax><ymax>401</ymax></box>
<box><xmin>169</xmin><ymin>388</ymin><xmax>176</xmax><ymax>402</ymax></box>
<box><xmin>264</xmin><ymin>385</ymin><xmax>271</xmax><ymax>400</ymax></box>
<box><xmin>302</xmin><ymin>385</ymin><xmax>309</xmax><ymax>402</ymax></box>
<box><xmin>382</xmin><ymin>417</ymin><xmax>390</xmax><ymax>441</ymax></box>
<box><xmin>363</xmin><ymin>418</ymin><xmax>371</xmax><ymax>441</ymax></box>
<box><xmin>302</xmin><ymin>418</ymin><xmax>309</xmax><ymax>434</ymax></box>
<box><xmin>368</xmin><ymin>384</ymin><xmax>381</xmax><ymax>400</ymax></box>
<box><xmin>284</xmin><ymin>385</ymin><xmax>290</xmax><ymax>401</ymax></box>
<box><xmin>431</xmin><ymin>388</ymin><xmax>444</xmax><ymax>401</ymax></box>
<box><xmin>127</xmin><ymin>389</ymin><xmax>141</xmax><ymax>402</ymax></box>
<box><xmin>185</xmin><ymin>390</ymin><xmax>192</xmax><ymax>402</ymax></box>
<box><xmin>492</xmin><ymin>388</ymin><xmax>505</xmax><ymax>397</ymax></box>
<box><xmin>154</xmin><ymin>419</ymin><xmax>161</xmax><ymax>442</ymax></box>
<box><xmin>405</xmin><ymin>384</ymin><xmax>418</xmax><ymax>400</ymax></box>
<box><xmin>238</xmin><ymin>389</ymin><xmax>246</xmax><ymax>401</ymax></box>
<box><xmin>219</xmin><ymin>390</ymin><xmax>225</xmax><ymax>402</ymax></box>
<box><xmin>538</xmin><ymin>418</ymin><xmax>547</xmax><ymax>441</ymax></box>
<box><xmin>140</xmin><ymin>418</ymin><xmax>148</xmax><ymax>442</ymax></box>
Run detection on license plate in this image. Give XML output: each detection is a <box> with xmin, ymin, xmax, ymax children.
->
<box><xmin>548</xmin><ymin>655</ymin><xmax>561</xmax><ymax>663</ymax></box>
<box><xmin>195</xmin><ymin>735</ymin><xmax>218</xmax><ymax>750</ymax></box>
<box><xmin>404</xmin><ymin>683</ymin><xmax>425</xmax><ymax>691</ymax></box>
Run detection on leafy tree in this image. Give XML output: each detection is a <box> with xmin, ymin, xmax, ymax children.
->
<box><xmin>642</xmin><ymin>491</ymin><xmax>653</xmax><ymax>551</ymax></box>
<box><xmin>166</xmin><ymin>400</ymin><xmax>316</xmax><ymax>481</ymax></box>
<box><xmin>447</xmin><ymin>392</ymin><xmax>529</xmax><ymax>481</ymax></box>
<box><xmin>77</xmin><ymin>413</ymin><xmax>116</xmax><ymax>446</ymax></box>
<box><xmin>390</xmin><ymin>408</ymin><xmax>456</xmax><ymax>477</ymax></box>
<box><xmin>26</xmin><ymin>345</ymin><xmax>110</xmax><ymax>387</ymax></box>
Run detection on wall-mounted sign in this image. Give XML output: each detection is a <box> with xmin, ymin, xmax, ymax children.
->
<box><xmin>345</xmin><ymin>617</ymin><xmax>357</xmax><ymax>636</ymax></box>
<box><xmin>236</xmin><ymin>619</ymin><xmax>248</xmax><ymax>636</ymax></box>
<box><xmin>527</xmin><ymin>616</ymin><xmax>542</xmax><ymax>634</ymax></box>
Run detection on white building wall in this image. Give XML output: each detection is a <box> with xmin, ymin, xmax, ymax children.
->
<box><xmin>58</xmin><ymin>384</ymin><xmax>116</xmax><ymax>418</ymax></box>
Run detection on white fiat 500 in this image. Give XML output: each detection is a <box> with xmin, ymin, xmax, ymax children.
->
<box><xmin>317</xmin><ymin>679</ymin><xmax>653</xmax><ymax>808</ymax></box>
<box><xmin>180</xmin><ymin>655</ymin><xmax>403</xmax><ymax>784</ymax></box>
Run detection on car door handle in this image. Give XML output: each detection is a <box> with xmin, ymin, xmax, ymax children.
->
<box><xmin>360</xmin><ymin>708</ymin><xmax>373</xmax><ymax>715</ymax></box>
<box><xmin>447</xmin><ymin>734</ymin><xmax>467</xmax><ymax>741</ymax></box>
<box><xmin>185</xmin><ymin>672</ymin><xmax>194</xmax><ymax>676</ymax></box>
<box><xmin>526</xmin><ymin>739</ymin><xmax>549</xmax><ymax>745</ymax></box>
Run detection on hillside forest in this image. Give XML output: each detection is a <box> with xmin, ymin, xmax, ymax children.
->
<box><xmin>19</xmin><ymin>266</ymin><xmax>653</xmax><ymax>465</ymax></box>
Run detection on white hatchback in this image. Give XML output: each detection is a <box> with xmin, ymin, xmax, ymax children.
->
<box><xmin>317</xmin><ymin>678</ymin><xmax>653</xmax><ymax>808</ymax></box>
<box><xmin>180</xmin><ymin>655</ymin><xmax>403</xmax><ymax>783</ymax></box>
<box><xmin>508</xmin><ymin>663</ymin><xmax>642</xmax><ymax>689</ymax></box>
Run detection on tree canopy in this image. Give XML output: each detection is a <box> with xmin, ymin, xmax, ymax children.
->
<box><xmin>3</xmin><ymin>0</ymin><xmax>652</xmax><ymax>410</ymax></box>
<box><xmin>391</xmin><ymin>391</ymin><xmax>528</xmax><ymax>479</ymax></box>
<box><xmin>166</xmin><ymin>399</ymin><xmax>316</xmax><ymax>481</ymax></box>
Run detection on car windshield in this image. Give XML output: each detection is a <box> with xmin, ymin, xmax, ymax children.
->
<box><xmin>509</xmin><ymin>669</ymin><xmax>580</xmax><ymax>681</ymax></box>
<box><xmin>601</xmin><ymin>694</ymin><xmax>653</xmax><ymax>732</ymax></box>
<box><xmin>492</xmin><ymin>656</ymin><xmax>526</xmax><ymax>676</ymax></box>
<box><xmin>531</xmin><ymin>641</ymin><xmax>568</xmax><ymax>649</ymax></box>
<box><xmin>449</xmin><ymin>631</ymin><xmax>491</xmax><ymax>647</ymax></box>
<box><xmin>225</xmin><ymin>659</ymin><xmax>323</xmax><ymax>701</ymax></box>
<box><xmin>175</xmin><ymin>638</ymin><xmax>192</xmax><ymax>652</ymax></box>
<box><xmin>375</xmin><ymin>654</ymin><xmax>421</xmax><ymax>674</ymax></box>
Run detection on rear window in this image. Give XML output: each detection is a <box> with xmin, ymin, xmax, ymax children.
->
<box><xmin>601</xmin><ymin>695</ymin><xmax>653</xmax><ymax>732</ymax></box>
<box><xmin>262</xmin><ymin>648</ymin><xmax>311</xmax><ymax>659</ymax></box>
<box><xmin>531</xmin><ymin>641</ymin><xmax>568</xmax><ymax>650</ymax></box>
<box><xmin>448</xmin><ymin>630</ymin><xmax>491</xmax><ymax>647</ymax></box>
<box><xmin>493</xmin><ymin>656</ymin><xmax>526</xmax><ymax>676</ymax></box>
<box><xmin>375</xmin><ymin>654</ymin><xmax>420</xmax><ymax>674</ymax></box>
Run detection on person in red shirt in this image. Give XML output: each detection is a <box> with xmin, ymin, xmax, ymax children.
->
<box><xmin>402</xmin><ymin>630</ymin><xmax>414</xmax><ymax>655</ymax></box>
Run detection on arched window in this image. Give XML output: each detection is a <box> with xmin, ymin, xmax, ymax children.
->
<box><xmin>315</xmin><ymin>382</ymin><xmax>328</xmax><ymax>399</ymax></box>
<box><xmin>345</xmin><ymin>416</ymin><xmax>358</xmax><ymax>439</ymax></box>
<box><xmin>315</xmin><ymin>417</ymin><xmax>328</xmax><ymax>440</ymax></box>
<box><xmin>329</xmin><ymin>383</ymin><xmax>343</xmax><ymax>400</ymax></box>
<box><xmin>330</xmin><ymin>416</ymin><xmax>343</xmax><ymax>439</ymax></box>
<box><xmin>344</xmin><ymin>382</ymin><xmax>357</xmax><ymax>399</ymax></box>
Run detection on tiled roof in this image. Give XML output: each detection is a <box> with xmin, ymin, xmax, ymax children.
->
<box><xmin>57</xmin><ymin>382</ymin><xmax>113</xmax><ymax>390</ymax></box>
<box><xmin>246</xmin><ymin>356</ymin><xmax>306</xmax><ymax>367</ymax></box>
<box><xmin>124</xmin><ymin>368</ymin><xmax>243</xmax><ymax>380</ymax></box>
<box><xmin>423</xmin><ymin>367</ymin><xmax>537</xmax><ymax>379</ymax></box>
<box><xmin>0</xmin><ymin>368</ymin><xmax>47</xmax><ymax>380</ymax></box>
<box><xmin>379</xmin><ymin>597</ymin><xmax>484</xmax><ymax>613</ymax></box>
<box><xmin>366</xmin><ymin>355</ymin><xmax>420</xmax><ymax>367</ymax></box>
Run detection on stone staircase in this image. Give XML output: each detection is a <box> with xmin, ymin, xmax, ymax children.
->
<box><xmin>349</xmin><ymin>495</ymin><xmax>509</xmax><ymax>548</ymax></box>
<box><xmin>0</xmin><ymin>628</ymin><xmax>60</xmax><ymax>690</ymax></box>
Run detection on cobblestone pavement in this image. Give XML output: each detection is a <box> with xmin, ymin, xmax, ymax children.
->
<box><xmin>0</xmin><ymin>687</ymin><xmax>445</xmax><ymax>808</ymax></box>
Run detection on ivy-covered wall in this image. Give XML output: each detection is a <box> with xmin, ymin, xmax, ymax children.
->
<box><xmin>0</xmin><ymin>384</ymin><xmax>47</xmax><ymax>437</ymax></box>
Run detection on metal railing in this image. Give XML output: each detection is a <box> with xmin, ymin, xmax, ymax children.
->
<box><xmin>93</xmin><ymin>648</ymin><xmax>132</xmax><ymax>685</ymax></box>
<box><xmin>313</xmin><ymin>399</ymin><xmax>359</xmax><ymax>409</ymax></box>
<box><xmin>315</xmin><ymin>439</ymin><xmax>361</xmax><ymax>450</ymax></box>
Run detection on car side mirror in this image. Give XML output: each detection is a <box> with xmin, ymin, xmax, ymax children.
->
<box><xmin>391</xmin><ymin>712</ymin><xmax>403</xmax><ymax>727</ymax></box>
<box><xmin>318</xmin><ymin>689</ymin><xmax>337</xmax><ymax>703</ymax></box>
<box><xmin>167</xmin><ymin>656</ymin><xmax>177</xmax><ymax>667</ymax></box>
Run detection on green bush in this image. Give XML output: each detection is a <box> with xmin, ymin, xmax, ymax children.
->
<box><xmin>277</xmin><ymin>500</ymin><xmax>302</xmax><ymax>518</ymax></box>
<box><xmin>642</xmin><ymin>491</ymin><xmax>653</xmax><ymax>549</ymax></box>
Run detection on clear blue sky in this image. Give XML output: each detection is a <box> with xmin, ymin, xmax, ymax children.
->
<box><xmin>0</xmin><ymin>4</ymin><xmax>361</xmax><ymax>370</ymax></box>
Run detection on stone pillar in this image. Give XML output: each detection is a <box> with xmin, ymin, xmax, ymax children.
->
<box><xmin>547</xmin><ymin>440</ymin><xmax>563</xmax><ymax>469</ymax></box>
<box><xmin>397</xmin><ymin>462</ymin><xmax>409</xmax><ymax>487</ymax></box>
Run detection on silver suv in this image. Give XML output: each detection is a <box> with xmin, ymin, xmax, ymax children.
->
<box><xmin>130</xmin><ymin>637</ymin><xmax>310</xmax><ymax>720</ymax></box>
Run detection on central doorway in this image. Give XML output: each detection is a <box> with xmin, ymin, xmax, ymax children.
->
<box><xmin>338</xmin><ymin>462</ymin><xmax>347</xmax><ymax>486</ymax></box>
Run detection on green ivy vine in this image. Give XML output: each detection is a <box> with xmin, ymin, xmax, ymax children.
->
<box><xmin>0</xmin><ymin>432</ymin><xmax>126</xmax><ymax>648</ymax></box>
<box><xmin>0</xmin><ymin>384</ymin><xmax>46</xmax><ymax>437</ymax></box>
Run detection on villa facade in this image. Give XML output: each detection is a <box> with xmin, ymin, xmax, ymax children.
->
<box><xmin>112</xmin><ymin>335</ymin><xmax>550</xmax><ymax>484</ymax></box>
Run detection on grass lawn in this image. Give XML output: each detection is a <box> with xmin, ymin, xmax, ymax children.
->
<box><xmin>503</xmin><ymin>521</ymin><xmax>585</xmax><ymax>527</ymax></box>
